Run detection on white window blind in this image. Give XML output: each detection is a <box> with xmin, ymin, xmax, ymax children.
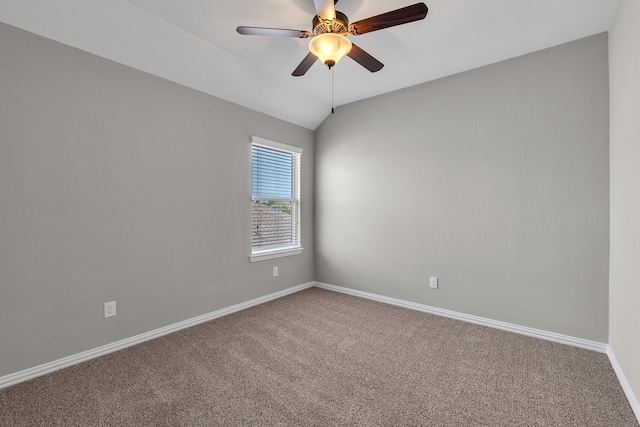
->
<box><xmin>251</xmin><ymin>137</ymin><xmax>302</xmax><ymax>261</ymax></box>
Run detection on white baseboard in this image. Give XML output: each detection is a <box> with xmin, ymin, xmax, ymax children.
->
<box><xmin>313</xmin><ymin>282</ymin><xmax>608</xmax><ymax>353</ymax></box>
<box><xmin>0</xmin><ymin>281</ymin><xmax>314</xmax><ymax>390</ymax></box>
<box><xmin>5</xmin><ymin>278</ymin><xmax>631</xmax><ymax>422</ymax></box>
<box><xmin>315</xmin><ymin>282</ymin><xmax>640</xmax><ymax>423</ymax></box>
<box><xmin>607</xmin><ymin>346</ymin><xmax>640</xmax><ymax>423</ymax></box>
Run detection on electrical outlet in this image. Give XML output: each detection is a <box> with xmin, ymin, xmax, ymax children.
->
<box><xmin>273</xmin><ymin>266</ymin><xmax>279</xmax><ymax>277</ymax></box>
<box><xmin>430</xmin><ymin>277</ymin><xmax>438</xmax><ymax>289</ymax></box>
<box><xmin>104</xmin><ymin>301</ymin><xmax>116</xmax><ymax>318</ymax></box>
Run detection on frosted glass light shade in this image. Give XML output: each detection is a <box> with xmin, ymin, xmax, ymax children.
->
<box><xmin>308</xmin><ymin>33</ymin><xmax>352</xmax><ymax>68</ymax></box>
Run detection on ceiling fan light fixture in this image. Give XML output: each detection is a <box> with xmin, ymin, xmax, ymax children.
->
<box><xmin>308</xmin><ymin>33</ymin><xmax>352</xmax><ymax>69</ymax></box>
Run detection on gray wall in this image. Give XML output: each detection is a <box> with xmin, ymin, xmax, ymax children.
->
<box><xmin>315</xmin><ymin>34</ymin><xmax>610</xmax><ymax>342</ymax></box>
<box><xmin>609</xmin><ymin>0</ymin><xmax>640</xmax><ymax>407</ymax></box>
<box><xmin>0</xmin><ymin>22</ymin><xmax>314</xmax><ymax>376</ymax></box>
<box><xmin>0</xmin><ymin>19</ymin><xmax>618</xmax><ymax>380</ymax></box>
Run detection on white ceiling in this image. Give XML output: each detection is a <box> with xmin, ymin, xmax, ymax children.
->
<box><xmin>0</xmin><ymin>0</ymin><xmax>619</xmax><ymax>129</ymax></box>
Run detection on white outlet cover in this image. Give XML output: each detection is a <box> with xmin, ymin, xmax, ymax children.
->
<box><xmin>104</xmin><ymin>301</ymin><xmax>116</xmax><ymax>318</ymax></box>
<box><xmin>273</xmin><ymin>267</ymin><xmax>278</xmax><ymax>277</ymax></box>
<box><xmin>430</xmin><ymin>277</ymin><xmax>438</xmax><ymax>289</ymax></box>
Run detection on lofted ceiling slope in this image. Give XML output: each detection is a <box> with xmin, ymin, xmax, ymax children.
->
<box><xmin>0</xmin><ymin>0</ymin><xmax>619</xmax><ymax>129</ymax></box>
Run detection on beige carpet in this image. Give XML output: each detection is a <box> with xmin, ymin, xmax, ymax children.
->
<box><xmin>0</xmin><ymin>287</ymin><xmax>637</xmax><ymax>426</ymax></box>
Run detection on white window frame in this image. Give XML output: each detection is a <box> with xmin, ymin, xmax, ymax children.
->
<box><xmin>249</xmin><ymin>136</ymin><xmax>303</xmax><ymax>262</ymax></box>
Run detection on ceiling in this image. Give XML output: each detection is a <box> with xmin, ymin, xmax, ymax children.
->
<box><xmin>0</xmin><ymin>0</ymin><xmax>619</xmax><ymax>129</ymax></box>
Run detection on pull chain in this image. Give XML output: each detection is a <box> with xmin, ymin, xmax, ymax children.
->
<box><xmin>331</xmin><ymin>67</ymin><xmax>335</xmax><ymax>114</ymax></box>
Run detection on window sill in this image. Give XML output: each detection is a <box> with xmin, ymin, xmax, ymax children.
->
<box><xmin>249</xmin><ymin>247</ymin><xmax>304</xmax><ymax>263</ymax></box>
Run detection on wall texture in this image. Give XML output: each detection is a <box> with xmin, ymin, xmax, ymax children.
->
<box><xmin>0</xmin><ymin>22</ymin><xmax>314</xmax><ymax>377</ymax></box>
<box><xmin>315</xmin><ymin>34</ymin><xmax>610</xmax><ymax>342</ymax></box>
<box><xmin>609</xmin><ymin>0</ymin><xmax>640</xmax><ymax>409</ymax></box>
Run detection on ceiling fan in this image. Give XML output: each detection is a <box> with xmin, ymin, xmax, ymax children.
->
<box><xmin>237</xmin><ymin>0</ymin><xmax>428</xmax><ymax>76</ymax></box>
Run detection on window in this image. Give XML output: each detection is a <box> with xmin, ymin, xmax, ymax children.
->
<box><xmin>250</xmin><ymin>137</ymin><xmax>303</xmax><ymax>262</ymax></box>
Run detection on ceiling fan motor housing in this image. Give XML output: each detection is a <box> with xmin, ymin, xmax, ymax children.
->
<box><xmin>312</xmin><ymin>11</ymin><xmax>349</xmax><ymax>35</ymax></box>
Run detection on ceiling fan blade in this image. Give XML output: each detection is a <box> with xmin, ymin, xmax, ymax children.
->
<box><xmin>292</xmin><ymin>52</ymin><xmax>318</xmax><ymax>76</ymax></box>
<box><xmin>313</xmin><ymin>0</ymin><xmax>336</xmax><ymax>20</ymax></box>
<box><xmin>347</xmin><ymin>43</ymin><xmax>384</xmax><ymax>73</ymax></box>
<box><xmin>348</xmin><ymin>3</ymin><xmax>428</xmax><ymax>35</ymax></box>
<box><xmin>237</xmin><ymin>26</ymin><xmax>311</xmax><ymax>38</ymax></box>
